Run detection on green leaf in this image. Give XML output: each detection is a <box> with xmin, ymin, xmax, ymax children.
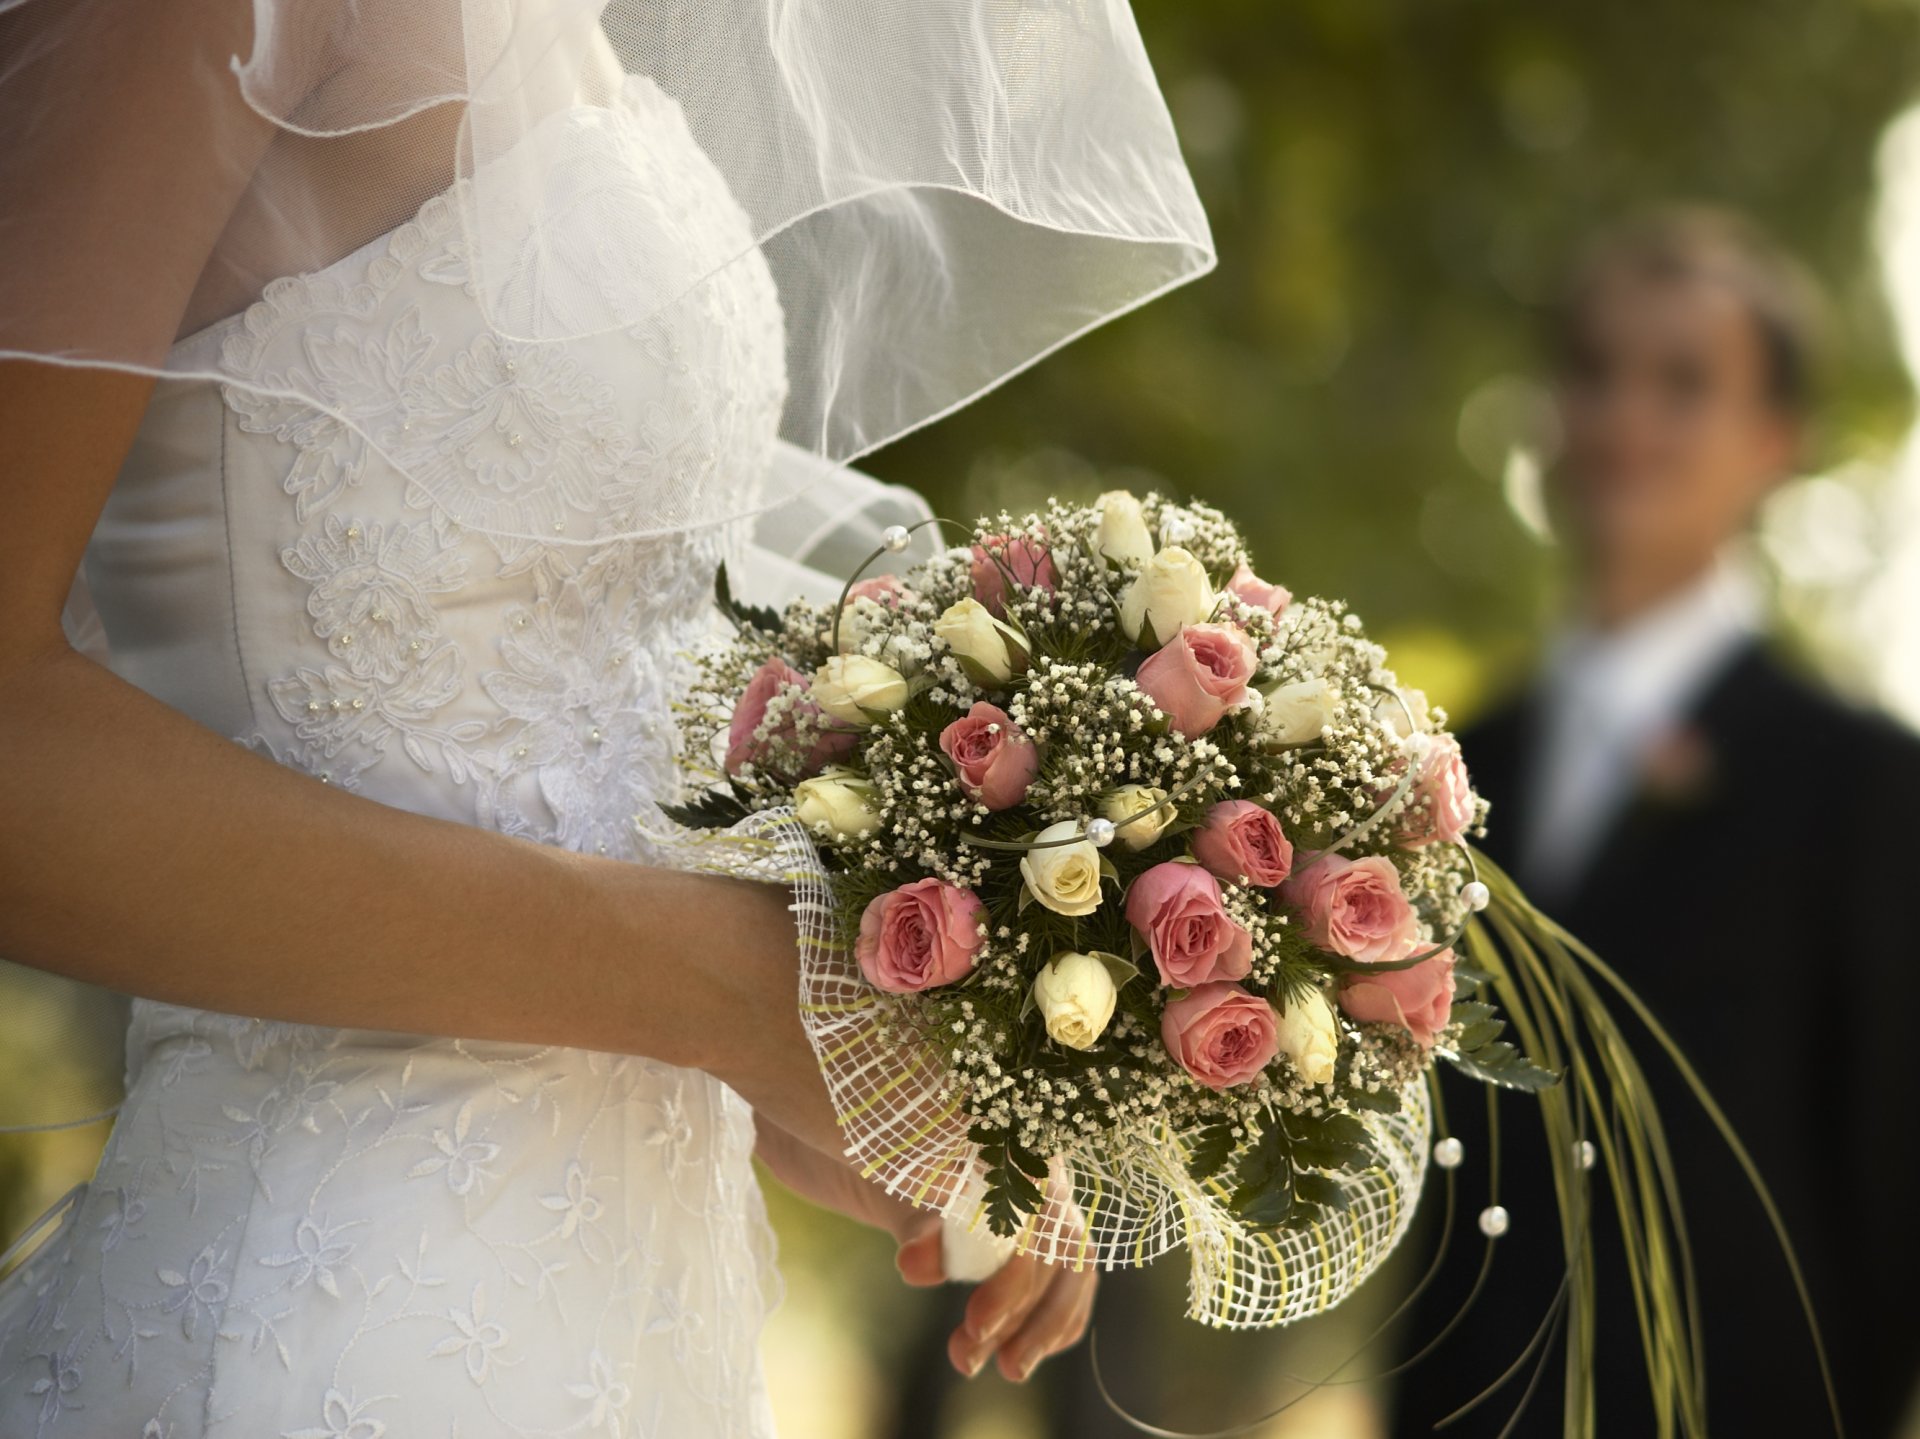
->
<box><xmin>1184</xmin><ymin>1121</ymin><xmax>1238</xmax><ymax>1183</ymax></box>
<box><xmin>658</xmin><ymin>786</ymin><xmax>752</xmax><ymax>831</ymax></box>
<box><xmin>1443</xmin><ymin>1039</ymin><xmax>1559</xmax><ymax>1092</ymax></box>
<box><xmin>1347</xmin><ymin>1084</ymin><xmax>1402</xmax><ymax>1115</ymax></box>
<box><xmin>1287</xmin><ymin>1112</ymin><xmax>1371</xmax><ymax>1172</ymax></box>
<box><xmin>714</xmin><ymin>563</ymin><xmax>785</xmax><ymax>636</ymax></box>
<box><xmin>1292</xmin><ymin>1171</ymin><xmax>1351</xmax><ymax>1212</ymax></box>
<box><xmin>1228</xmin><ymin>1118</ymin><xmax>1293</xmax><ymax>1226</ymax></box>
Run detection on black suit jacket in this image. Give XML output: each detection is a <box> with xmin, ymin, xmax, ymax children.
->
<box><xmin>1393</xmin><ymin>642</ymin><xmax>1920</xmax><ymax>1437</ymax></box>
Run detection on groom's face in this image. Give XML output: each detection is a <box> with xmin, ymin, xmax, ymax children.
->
<box><xmin>1550</xmin><ymin>267</ymin><xmax>1797</xmax><ymax>578</ymax></box>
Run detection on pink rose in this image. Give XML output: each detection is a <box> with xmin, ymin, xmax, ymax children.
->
<box><xmin>1339</xmin><ymin>943</ymin><xmax>1456</xmax><ymax>1048</ymax></box>
<box><xmin>1226</xmin><ymin>561</ymin><xmax>1291</xmax><ymax>617</ymax></box>
<box><xmin>1191</xmin><ymin>801</ymin><xmax>1294</xmax><ymax>888</ymax></box>
<box><xmin>1281</xmin><ymin>853</ymin><xmax>1419</xmax><ymax>964</ymax></box>
<box><xmin>724</xmin><ymin>658</ymin><xmax>855</xmax><ymax>780</ymax></box>
<box><xmin>1400</xmin><ymin>736</ymin><xmax>1475</xmax><ymax>848</ymax></box>
<box><xmin>855</xmin><ymin>878</ymin><xmax>987</xmax><ymax>993</ymax></box>
<box><xmin>847</xmin><ymin>575</ymin><xmax>907</xmax><ymax>607</ymax></box>
<box><xmin>938</xmin><ymin>702</ymin><xmax>1040</xmax><ymax>811</ymax></box>
<box><xmin>1161</xmin><ymin>983</ymin><xmax>1280</xmax><ymax>1090</ymax></box>
<box><xmin>1133</xmin><ymin>622</ymin><xmax>1256</xmax><ymax>738</ymax></box>
<box><xmin>1125</xmin><ymin>861</ymin><xmax>1253</xmax><ymax>987</ymax></box>
<box><xmin>970</xmin><ymin>533</ymin><xmax>1057</xmax><ymax>617</ymax></box>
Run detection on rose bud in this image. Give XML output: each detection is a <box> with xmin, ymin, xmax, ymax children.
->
<box><xmin>1161</xmin><ymin>983</ymin><xmax>1280</xmax><ymax>1090</ymax></box>
<box><xmin>1134</xmin><ymin>622</ymin><xmax>1256</xmax><ymax>738</ymax></box>
<box><xmin>932</xmin><ymin>597</ymin><xmax>1027</xmax><ymax>686</ymax></box>
<box><xmin>1125</xmin><ymin>861</ymin><xmax>1253</xmax><ymax>987</ymax></box>
<box><xmin>1399</xmin><ymin>734</ymin><xmax>1475</xmax><ymax>849</ymax></box>
<box><xmin>793</xmin><ymin>768</ymin><xmax>883</xmax><ymax>839</ymax></box>
<box><xmin>1274</xmin><ymin>986</ymin><xmax>1339</xmax><ymax>1086</ymax></box>
<box><xmin>855</xmin><ymin>878</ymin><xmax>986</xmax><ymax>993</ymax></box>
<box><xmin>811</xmin><ymin>654</ymin><xmax>910</xmax><ymax>725</ymax></box>
<box><xmin>970</xmin><ymin>533</ymin><xmax>1057</xmax><ymax>617</ymax></box>
<box><xmin>939</xmin><ymin>702</ymin><xmax>1039</xmax><ymax>811</ymax></box>
<box><xmin>1019</xmin><ymin>821</ymin><xmax>1105</xmax><ymax>917</ymax></box>
<box><xmin>1339</xmin><ymin>943</ymin><xmax>1457</xmax><ymax>1048</ymax></box>
<box><xmin>723</xmin><ymin>657</ymin><xmax>855</xmax><ymax>780</ymax></box>
<box><xmin>1191</xmin><ymin>800</ymin><xmax>1294</xmax><ymax>888</ymax></box>
<box><xmin>1117</xmin><ymin>545</ymin><xmax>1215</xmax><ymax>649</ymax></box>
<box><xmin>1281</xmin><ymin>853</ymin><xmax>1419</xmax><ymax>965</ymax></box>
<box><xmin>1031</xmin><ymin>952</ymin><xmax>1119</xmax><ymax>1050</ymax></box>
<box><xmin>1225</xmin><ymin>560</ymin><xmax>1291</xmax><ymax>618</ymax></box>
<box><xmin>1095</xmin><ymin>490</ymin><xmax>1155</xmax><ymax>569</ymax></box>
<box><xmin>1100</xmin><ymin>784</ymin><xmax>1173</xmax><ymax>851</ymax></box>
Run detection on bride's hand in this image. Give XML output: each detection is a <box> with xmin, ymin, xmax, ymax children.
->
<box><xmin>755</xmin><ymin>1120</ymin><xmax>1097</xmax><ymax>1382</ymax></box>
<box><xmin>897</xmin><ymin>1225</ymin><xmax>1098</xmax><ymax>1383</ymax></box>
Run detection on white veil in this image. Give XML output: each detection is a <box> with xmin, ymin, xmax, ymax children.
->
<box><xmin>0</xmin><ymin>0</ymin><xmax>1214</xmax><ymax>542</ymax></box>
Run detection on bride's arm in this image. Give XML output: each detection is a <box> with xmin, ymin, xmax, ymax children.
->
<box><xmin>0</xmin><ymin>0</ymin><xmax>842</xmax><ymax>1157</ymax></box>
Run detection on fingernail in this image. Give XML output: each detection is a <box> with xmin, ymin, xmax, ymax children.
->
<box><xmin>1008</xmin><ymin>1352</ymin><xmax>1032</xmax><ymax>1383</ymax></box>
<box><xmin>965</xmin><ymin>1349</ymin><xmax>988</xmax><ymax>1378</ymax></box>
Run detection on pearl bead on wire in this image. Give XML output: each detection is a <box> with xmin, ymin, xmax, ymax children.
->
<box><xmin>1084</xmin><ymin>817</ymin><xmax>1116</xmax><ymax>848</ymax></box>
<box><xmin>1478</xmin><ymin>1205</ymin><xmax>1510</xmax><ymax>1238</ymax></box>
<box><xmin>1432</xmin><ymin>1137</ymin><xmax>1464</xmax><ymax>1169</ymax></box>
<box><xmin>881</xmin><ymin>524</ymin><xmax>912</xmax><ymax>553</ymax></box>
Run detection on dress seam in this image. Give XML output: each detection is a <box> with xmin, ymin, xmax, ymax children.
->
<box><xmin>216</xmin><ymin>404</ymin><xmax>256</xmax><ymax>731</ymax></box>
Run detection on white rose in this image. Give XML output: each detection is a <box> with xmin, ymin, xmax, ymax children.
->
<box><xmin>1373</xmin><ymin>686</ymin><xmax>1432</xmax><ymax>741</ymax></box>
<box><xmin>1257</xmin><ymin>677</ymin><xmax>1339</xmax><ymax>748</ymax></box>
<box><xmin>1101</xmin><ymin>785</ymin><xmax>1173</xmax><ymax>851</ymax></box>
<box><xmin>811</xmin><ymin>655</ymin><xmax>909</xmax><ymax>724</ymax></box>
<box><xmin>1094</xmin><ymin>490</ymin><xmax>1155</xmax><ymax>570</ymax></box>
<box><xmin>1118</xmin><ymin>546</ymin><xmax>1215</xmax><ymax>649</ymax></box>
<box><xmin>1031</xmin><ymin>952</ymin><xmax>1118</xmax><ymax>1050</ymax></box>
<box><xmin>1019</xmin><ymin>821</ymin><xmax>1106</xmax><ymax>917</ymax></box>
<box><xmin>793</xmin><ymin>768</ymin><xmax>882</xmax><ymax>838</ymax></box>
<box><xmin>932</xmin><ymin>597</ymin><xmax>1026</xmax><ymax>686</ymax></box>
<box><xmin>1274</xmin><ymin>987</ymin><xmax>1340</xmax><ymax>1086</ymax></box>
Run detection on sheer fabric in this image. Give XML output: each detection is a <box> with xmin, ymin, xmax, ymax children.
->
<box><xmin>0</xmin><ymin>0</ymin><xmax>1215</xmax><ymax>542</ymax></box>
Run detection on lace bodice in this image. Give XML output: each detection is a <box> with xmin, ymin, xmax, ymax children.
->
<box><xmin>0</xmin><ymin>76</ymin><xmax>790</xmax><ymax>1439</ymax></box>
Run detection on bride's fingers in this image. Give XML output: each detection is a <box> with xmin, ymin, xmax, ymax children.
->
<box><xmin>948</xmin><ymin>1255</ymin><xmax>1048</xmax><ymax>1377</ymax></box>
<box><xmin>894</xmin><ymin>1222</ymin><xmax>945</xmax><ymax>1287</ymax></box>
<box><xmin>994</xmin><ymin>1266</ymin><xmax>1096</xmax><ymax>1383</ymax></box>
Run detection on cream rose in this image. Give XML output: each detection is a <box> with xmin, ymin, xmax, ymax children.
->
<box><xmin>1274</xmin><ymin>986</ymin><xmax>1340</xmax><ymax>1086</ymax></box>
<box><xmin>1031</xmin><ymin>952</ymin><xmax>1118</xmax><ymax>1050</ymax></box>
<box><xmin>1118</xmin><ymin>546</ymin><xmax>1215</xmax><ymax>649</ymax></box>
<box><xmin>932</xmin><ymin>597</ymin><xmax>1026</xmax><ymax>686</ymax></box>
<box><xmin>1257</xmin><ymin>676</ymin><xmax>1339</xmax><ymax>748</ymax></box>
<box><xmin>793</xmin><ymin>768</ymin><xmax>882</xmax><ymax>839</ymax></box>
<box><xmin>1101</xmin><ymin>785</ymin><xmax>1173</xmax><ymax>851</ymax></box>
<box><xmin>1372</xmin><ymin>685</ymin><xmax>1432</xmax><ymax>741</ymax></box>
<box><xmin>1019</xmin><ymin>821</ymin><xmax>1106</xmax><ymax>917</ymax></box>
<box><xmin>811</xmin><ymin>655</ymin><xmax>909</xmax><ymax>725</ymax></box>
<box><xmin>1094</xmin><ymin>490</ymin><xmax>1155</xmax><ymax>569</ymax></box>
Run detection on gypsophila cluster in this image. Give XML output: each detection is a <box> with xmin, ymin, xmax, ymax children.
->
<box><xmin>670</xmin><ymin>490</ymin><xmax>1534</xmax><ymax>1239</ymax></box>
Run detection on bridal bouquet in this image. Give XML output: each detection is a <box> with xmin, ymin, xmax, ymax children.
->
<box><xmin>668</xmin><ymin>491</ymin><xmax>1561</xmax><ymax>1328</ymax></box>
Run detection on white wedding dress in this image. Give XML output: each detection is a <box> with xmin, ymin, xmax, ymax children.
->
<box><xmin>0</xmin><ymin>78</ymin><xmax>791</xmax><ymax>1439</ymax></box>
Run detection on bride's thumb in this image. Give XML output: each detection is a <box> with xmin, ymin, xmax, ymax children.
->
<box><xmin>895</xmin><ymin>1220</ymin><xmax>946</xmax><ymax>1287</ymax></box>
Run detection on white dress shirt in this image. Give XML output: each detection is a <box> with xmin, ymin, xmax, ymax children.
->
<box><xmin>1518</xmin><ymin>558</ymin><xmax>1765</xmax><ymax>897</ymax></box>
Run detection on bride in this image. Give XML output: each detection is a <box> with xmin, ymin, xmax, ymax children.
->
<box><xmin>0</xmin><ymin>0</ymin><xmax>1212</xmax><ymax>1433</ymax></box>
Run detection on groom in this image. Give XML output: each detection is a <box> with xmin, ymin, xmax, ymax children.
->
<box><xmin>1393</xmin><ymin>209</ymin><xmax>1920</xmax><ymax>1437</ymax></box>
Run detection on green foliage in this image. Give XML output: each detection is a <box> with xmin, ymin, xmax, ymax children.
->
<box><xmin>713</xmin><ymin>563</ymin><xmax>785</xmax><ymax>637</ymax></box>
<box><xmin>658</xmin><ymin>784</ymin><xmax>753</xmax><ymax>832</ymax></box>
<box><xmin>1440</xmin><ymin>994</ymin><xmax>1559</xmax><ymax>1091</ymax></box>
<box><xmin>970</xmin><ymin>1122</ymin><xmax>1051</xmax><ymax>1239</ymax></box>
<box><xmin>1222</xmin><ymin>1107</ymin><xmax>1375</xmax><ymax>1233</ymax></box>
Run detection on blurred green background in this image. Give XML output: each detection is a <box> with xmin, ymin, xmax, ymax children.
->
<box><xmin>12</xmin><ymin>2</ymin><xmax>1920</xmax><ymax>1437</ymax></box>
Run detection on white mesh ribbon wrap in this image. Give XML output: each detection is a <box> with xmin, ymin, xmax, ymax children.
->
<box><xmin>706</xmin><ymin>809</ymin><xmax>1432</xmax><ymax>1330</ymax></box>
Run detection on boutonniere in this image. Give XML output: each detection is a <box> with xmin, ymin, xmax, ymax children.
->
<box><xmin>1638</xmin><ymin>724</ymin><xmax>1716</xmax><ymax>808</ymax></box>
